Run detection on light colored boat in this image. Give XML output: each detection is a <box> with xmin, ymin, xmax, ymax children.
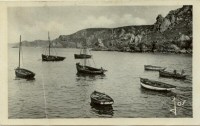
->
<box><xmin>140</xmin><ymin>78</ymin><xmax>176</xmax><ymax>91</ymax></box>
<box><xmin>144</xmin><ymin>65</ymin><xmax>166</xmax><ymax>71</ymax></box>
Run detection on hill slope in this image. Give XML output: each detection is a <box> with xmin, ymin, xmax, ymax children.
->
<box><xmin>13</xmin><ymin>5</ymin><xmax>192</xmax><ymax>53</ymax></box>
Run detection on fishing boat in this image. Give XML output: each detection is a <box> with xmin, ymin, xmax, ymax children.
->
<box><xmin>76</xmin><ymin>41</ymin><xmax>107</xmax><ymax>75</ymax></box>
<box><xmin>90</xmin><ymin>91</ymin><xmax>114</xmax><ymax>106</ymax></box>
<box><xmin>76</xmin><ymin>63</ymin><xmax>106</xmax><ymax>75</ymax></box>
<box><xmin>144</xmin><ymin>65</ymin><xmax>166</xmax><ymax>71</ymax></box>
<box><xmin>74</xmin><ymin>54</ymin><xmax>92</xmax><ymax>59</ymax></box>
<box><xmin>140</xmin><ymin>78</ymin><xmax>176</xmax><ymax>91</ymax></box>
<box><xmin>159</xmin><ymin>70</ymin><xmax>186</xmax><ymax>79</ymax></box>
<box><xmin>15</xmin><ymin>35</ymin><xmax>35</xmax><ymax>79</ymax></box>
<box><xmin>74</xmin><ymin>47</ymin><xmax>92</xmax><ymax>59</ymax></box>
<box><xmin>42</xmin><ymin>32</ymin><xmax>65</xmax><ymax>61</ymax></box>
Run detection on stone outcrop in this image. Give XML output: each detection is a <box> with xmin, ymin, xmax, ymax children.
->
<box><xmin>154</xmin><ymin>5</ymin><xmax>192</xmax><ymax>33</ymax></box>
<box><xmin>17</xmin><ymin>5</ymin><xmax>192</xmax><ymax>53</ymax></box>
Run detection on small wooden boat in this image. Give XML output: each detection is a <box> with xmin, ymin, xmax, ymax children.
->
<box><xmin>76</xmin><ymin>41</ymin><xmax>107</xmax><ymax>75</ymax></box>
<box><xmin>90</xmin><ymin>91</ymin><xmax>114</xmax><ymax>106</ymax></box>
<box><xmin>15</xmin><ymin>35</ymin><xmax>35</xmax><ymax>79</ymax></box>
<box><xmin>42</xmin><ymin>54</ymin><xmax>65</xmax><ymax>61</ymax></box>
<box><xmin>15</xmin><ymin>67</ymin><xmax>35</xmax><ymax>79</ymax></box>
<box><xmin>140</xmin><ymin>78</ymin><xmax>176</xmax><ymax>91</ymax></box>
<box><xmin>159</xmin><ymin>70</ymin><xmax>186</xmax><ymax>79</ymax></box>
<box><xmin>144</xmin><ymin>65</ymin><xmax>166</xmax><ymax>71</ymax></box>
<box><xmin>76</xmin><ymin>63</ymin><xmax>107</xmax><ymax>75</ymax></box>
<box><xmin>74</xmin><ymin>46</ymin><xmax>92</xmax><ymax>59</ymax></box>
<box><xmin>74</xmin><ymin>54</ymin><xmax>92</xmax><ymax>59</ymax></box>
<box><xmin>42</xmin><ymin>32</ymin><xmax>65</xmax><ymax>61</ymax></box>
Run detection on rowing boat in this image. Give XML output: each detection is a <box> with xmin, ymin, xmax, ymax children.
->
<box><xmin>144</xmin><ymin>65</ymin><xmax>166</xmax><ymax>71</ymax></box>
<box><xmin>90</xmin><ymin>91</ymin><xmax>114</xmax><ymax>106</ymax></box>
<box><xmin>140</xmin><ymin>78</ymin><xmax>176</xmax><ymax>91</ymax></box>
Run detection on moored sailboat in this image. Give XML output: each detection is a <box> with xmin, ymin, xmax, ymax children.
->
<box><xmin>74</xmin><ymin>46</ymin><xmax>92</xmax><ymax>59</ymax></box>
<box><xmin>15</xmin><ymin>35</ymin><xmax>35</xmax><ymax>79</ymax></box>
<box><xmin>76</xmin><ymin>41</ymin><xmax>107</xmax><ymax>75</ymax></box>
<box><xmin>74</xmin><ymin>53</ymin><xmax>92</xmax><ymax>59</ymax></box>
<box><xmin>42</xmin><ymin>32</ymin><xmax>65</xmax><ymax>61</ymax></box>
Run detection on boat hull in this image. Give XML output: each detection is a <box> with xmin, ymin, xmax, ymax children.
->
<box><xmin>141</xmin><ymin>82</ymin><xmax>172</xmax><ymax>91</ymax></box>
<box><xmin>159</xmin><ymin>70</ymin><xmax>186</xmax><ymax>79</ymax></box>
<box><xmin>42</xmin><ymin>54</ymin><xmax>65</xmax><ymax>61</ymax></box>
<box><xmin>15</xmin><ymin>68</ymin><xmax>35</xmax><ymax>79</ymax></box>
<box><xmin>90</xmin><ymin>98</ymin><xmax>114</xmax><ymax>106</ymax></box>
<box><xmin>90</xmin><ymin>91</ymin><xmax>114</xmax><ymax>106</ymax></box>
<box><xmin>140</xmin><ymin>78</ymin><xmax>176</xmax><ymax>91</ymax></box>
<box><xmin>144</xmin><ymin>65</ymin><xmax>166</xmax><ymax>71</ymax></box>
<box><xmin>74</xmin><ymin>54</ymin><xmax>92</xmax><ymax>59</ymax></box>
<box><xmin>76</xmin><ymin>63</ymin><xmax>106</xmax><ymax>75</ymax></box>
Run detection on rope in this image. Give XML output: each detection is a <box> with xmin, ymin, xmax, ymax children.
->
<box><xmin>89</xmin><ymin>50</ymin><xmax>96</xmax><ymax>67</ymax></box>
<box><xmin>87</xmin><ymin>59</ymin><xmax>91</xmax><ymax>66</ymax></box>
<box><xmin>44</xmin><ymin>47</ymin><xmax>47</xmax><ymax>55</ymax></box>
<box><xmin>53</xmin><ymin>47</ymin><xmax>57</xmax><ymax>56</ymax></box>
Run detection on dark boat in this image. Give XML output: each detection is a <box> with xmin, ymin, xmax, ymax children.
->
<box><xmin>144</xmin><ymin>65</ymin><xmax>166</xmax><ymax>71</ymax></box>
<box><xmin>76</xmin><ymin>63</ymin><xmax>106</xmax><ymax>75</ymax></box>
<box><xmin>42</xmin><ymin>32</ymin><xmax>65</xmax><ymax>61</ymax></box>
<box><xmin>74</xmin><ymin>47</ymin><xmax>92</xmax><ymax>59</ymax></box>
<box><xmin>76</xmin><ymin>41</ymin><xmax>107</xmax><ymax>75</ymax></box>
<box><xmin>74</xmin><ymin>54</ymin><xmax>92</xmax><ymax>59</ymax></box>
<box><xmin>15</xmin><ymin>35</ymin><xmax>35</xmax><ymax>79</ymax></box>
<box><xmin>159</xmin><ymin>70</ymin><xmax>186</xmax><ymax>79</ymax></box>
<box><xmin>90</xmin><ymin>91</ymin><xmax>114</xmax><ymax>106</ymax></box>
<box><xmin>140</xmin><ymin>78</ymin><xmax>176</xmax><ymax>91</ymax></box>
<box><xmin>42</xmin><ymin>54</ymin><xmax>65</xmax><ymax>61</ymax></box>
<box><xmin>90</xmin><ymin>103</ymin><xmax>114</xmax><ymax>116</ymax></box>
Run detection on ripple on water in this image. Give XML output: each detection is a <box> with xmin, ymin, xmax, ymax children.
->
<box><xmin>8</xmin><ymin>48</ymin><xmax>192</xmax><ymax>118</ymax></box>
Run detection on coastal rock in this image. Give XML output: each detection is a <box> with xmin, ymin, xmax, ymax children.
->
<box><xmin>17</xmin><ymin>5</ymin><xmax>192</xmax><ymax>54</ymax></box>
<box><xmin>154</xmin><ymin>14</ymin><xmax>164</xmax><ymax>31</ymax></box>
<box><xmin>160</xmin><ymin>18</ymin><xmax>171</xmax><ymax>32</ymax></box>
<box><xmin>178</xmin><ymin>33</ymin><xmax>190</xmax><ymax>41</ymax></box>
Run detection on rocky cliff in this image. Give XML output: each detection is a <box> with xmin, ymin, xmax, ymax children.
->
<box><xmin>14</xmin><ymin>5</ymin><xmax>192</xmax><ymax>53</ymax></box>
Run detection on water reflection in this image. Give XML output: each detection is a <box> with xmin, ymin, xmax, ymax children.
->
<box><xmin>14</xmin><ymin>77</ymin><xmax>36</xmax><ymax>82</ymax></box>
<box><xmin>90</xmin><ymin>103</ymin><xmax>114</xmax><ymax>117</ymax></box>
<box><xmin>26</xmin><ymin>78</ymin><xmax>36</xmax><ymax>81</ymax></box>
<box><xmin>9</xmin><ymin>48</ymin><xmax>192</xmax><ymax>118</ymax></box>
<box><xmin>13</xmin><ymin>77</ymin><xmax>35</xmax><ymax>82</ymax></box>
<box><xmin>76</xmin><ymin>73</ymin><xmax>106</xmax><ymax>78</ymax></box>
<box><xmin>76</xmin><ymin>73</ymin><xmax>106</xmax><ymax>81</ymax></box>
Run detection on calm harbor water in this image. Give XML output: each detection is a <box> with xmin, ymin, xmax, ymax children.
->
<box><xmin>8</xmin><ymin>47</ymin><xmax>192</xmax><ymax>118</ymax></box>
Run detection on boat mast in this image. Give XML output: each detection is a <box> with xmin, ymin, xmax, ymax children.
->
<box><xmin>48</xmin><ymin>32</ymin><xmax>50</xmax><ymax>56</ymax></box>
<box><xmin>19</xmin><ymin>35</ymin><xmax>21</xmax><ymax>68</ymax></box>
<box><xmin>83</xmin><ymin>40</ymin><xmax>87</xmax><ymax>67</ymax></box>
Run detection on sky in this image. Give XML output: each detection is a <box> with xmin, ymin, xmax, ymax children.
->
<box><xmin>8</xmin><ymin>6</ymin><xmax>182</xmax><ymax>43</ymax></box>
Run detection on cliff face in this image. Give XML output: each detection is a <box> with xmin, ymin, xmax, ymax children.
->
<box><xmin>17</xmin><ymin>5</ymin><xmax>192</xmax><ymax>53</ymax></box>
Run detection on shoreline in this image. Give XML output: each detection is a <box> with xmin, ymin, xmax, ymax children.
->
<box><xmin>90</xmin><ymin>48</ymin><xmax>193</xmax><ymax>55</ymax></box>
<box><xmin>11</xmin><ymin>46</ymin><xmax>192</xmax><ymax>55</ymax></box>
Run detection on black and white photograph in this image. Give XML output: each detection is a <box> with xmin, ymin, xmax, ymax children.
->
<box><xmin>1</xmin><ymin>0</ymin><xmax>200</xmax><ymax>125</ymax></box>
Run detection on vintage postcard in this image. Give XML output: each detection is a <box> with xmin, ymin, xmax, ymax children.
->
<box><xmin>0</xmin><ymin>0</ymin><xmax>200</xmax><ymax>125</ymax></box>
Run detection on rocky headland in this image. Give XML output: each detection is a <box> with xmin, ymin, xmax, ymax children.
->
<box><xmin>11</xmin><ymin>5</ymin><xmax>192</xmax><ymax>54</ymax></box>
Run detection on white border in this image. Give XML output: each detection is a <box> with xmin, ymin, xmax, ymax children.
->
<box><xmin>0</xmin><ymin>0</ymin><xmax>200</xmax><ymax>125</ymax></box>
